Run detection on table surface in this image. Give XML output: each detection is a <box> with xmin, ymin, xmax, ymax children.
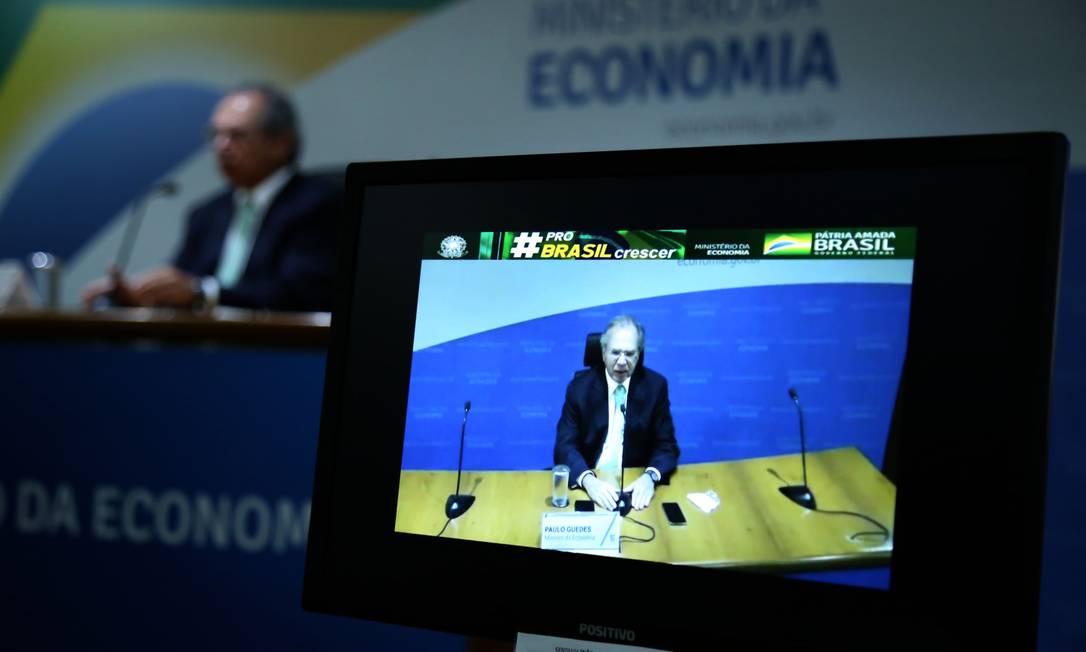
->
<box><xmin>0</xmin><ymin>307</ymin><xmax>330</xmax><ymax>347</ymax></box>
<box><xmin>395</xmin><ymin>447</ymin><xmax>895</xmax><ymax>570</ymax></box>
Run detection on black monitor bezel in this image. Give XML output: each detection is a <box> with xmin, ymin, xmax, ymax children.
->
<box><xmin>304</xmin><ymin>133</ymin><xmax>1066</xmax><ymax>650</ymax></box>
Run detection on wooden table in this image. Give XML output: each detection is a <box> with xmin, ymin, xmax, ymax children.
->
<box><xmin>0</xmin><ymin>307</ymin><xmax>330</xmax><ymax>347</ymax></box>
<box><xmin>395</xmin><ymin>447</ymin><xmax>895</xmax><ymax>570</ymax></box>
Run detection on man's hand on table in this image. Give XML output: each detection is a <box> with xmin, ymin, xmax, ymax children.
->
<box><xmin>625</xmin><ymin>473</ymin><xmax>655</xmax><ymax>510</ymax></box>
<box><xmin>582</xmin><ymin>474</ymin><xmax>618</xmax><ymax>511</ymax></box>
<box><xmin>130</xmin><ymin>266</ymin><xmax>198</xmax><ymax>307</ymax></box>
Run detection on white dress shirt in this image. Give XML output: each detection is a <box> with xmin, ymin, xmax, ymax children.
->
<box><xmin>575</xmin><ymin>372</ymin><xmax>663</xmax><ymax>490</ymax></box>
<box><xmin>201</xmin><ymin>166</ymin><xmax>293</xmax><ymax>306</ymax></box>
<box><xmin>593</xmin><ymin>374</ymin><xmax>630</xmax><ymax>490</ymax></box>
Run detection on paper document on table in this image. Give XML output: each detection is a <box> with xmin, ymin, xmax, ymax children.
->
<box><xmin>687</xmin><ymin>490</ymin><xmax>720</xmax><ymax>513</ymax></box>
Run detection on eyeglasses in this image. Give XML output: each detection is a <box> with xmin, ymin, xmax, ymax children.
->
<box><xmin>206</xmin><ymin>126</ymin><xmax>259</xmax><ymax>143</ymax></box>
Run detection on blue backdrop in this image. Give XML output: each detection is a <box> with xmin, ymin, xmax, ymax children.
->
<box><xmin>404</xmin><ymin>283</ymin><xmax>910</xmax><ymax>474</ymax></box>
<box><xmin>0</xmin><ymin>83</ymin><xmax>220</xmax><ymax>265</ymax></box>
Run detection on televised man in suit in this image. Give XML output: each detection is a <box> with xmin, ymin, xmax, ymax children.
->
<box><xmin>81</xmin><ymin>82</ymin><xmax>339</xmax><ymax>312</ymax></box>
<box><xmin>554</xmin><ymin>315</ymin><xmax>680</xmax><ymax>511</ymax></box>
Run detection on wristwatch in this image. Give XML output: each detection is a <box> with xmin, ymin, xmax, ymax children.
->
<box><xmin>644</xmin><ymin>469</ymin><xmax>660</xmax><ymax>484</ymax></box>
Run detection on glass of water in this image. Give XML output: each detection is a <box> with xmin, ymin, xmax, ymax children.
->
<box><xmin>552</xmin><ymin>464</ymin><xmax>570</xmax><ymax>508</ymax></box>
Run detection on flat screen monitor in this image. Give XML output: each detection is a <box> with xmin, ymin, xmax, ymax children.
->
<box><xmin>304</xmin><ymin>133</ymin><xmax>1067</xmax><ymax>650</ymax></box>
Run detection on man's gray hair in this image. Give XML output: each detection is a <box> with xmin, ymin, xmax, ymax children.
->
<box><xmin>600</xmin><ymin>314</ymin><xmax>645</xmax><ymax>352</ymax></box>
<box><xmin>229</xmin><ymin>81</ymin><xmax>301</xmax><ymax>163</ymax></box>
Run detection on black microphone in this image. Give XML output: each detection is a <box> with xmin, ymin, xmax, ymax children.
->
<box><xmin>445</xmin><ymin>400</ymin><xmax>476</xmax><ymax>519</ymax></box>
<box><xmin>614</xmin><ymin>401</ymin><xmax>633</xmax><ymax>517</ymax></box>
<box><xmin>114</xmin><ymin>180</ymin><xmax>179</xmax><ymax>274</ymax></box>
<box><xmin>779</xmin><ymin>387</ymin><xmax>817</xmax><ymax>510</ymax></box>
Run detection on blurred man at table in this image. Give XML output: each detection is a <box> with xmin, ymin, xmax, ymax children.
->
<box><xmin>81</xmin><ymin>83</ymin><xmax>340</xmax><ymax>312</ymax></box>
<box><xmin>554</xmin><ymin>314</ymin><xmax>680</xmax><ymax>511</ymax></box>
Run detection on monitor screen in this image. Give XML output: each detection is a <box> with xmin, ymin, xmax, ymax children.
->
<box><xmin>399</xmin><ymin>227</ymin><xmax>913</xmax><ymax>582</ymax></box>
<box><xmin>305</xmin><ymin>134</ymin><xmax>1066</xmax><ymax>650</ymax></box>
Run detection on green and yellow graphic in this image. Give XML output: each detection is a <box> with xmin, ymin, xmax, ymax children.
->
<box><xmin>423</xmin><ymin>227</ymin><xmax>915</xmax><ymax>260</ymax></box>
<box><xmin>763</xmin><ymin>233</ymin><xmax>813</xmax><ymax>256</ymax></box>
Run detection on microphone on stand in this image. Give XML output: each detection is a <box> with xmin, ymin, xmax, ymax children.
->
<box><xmin>445</xmin><ymin>400</ymin><xmax>476</xmax><ymax>519</ymax></box>
<box><xmin>101</xmin><ymin>180</ymin><xmax>179</xmax><ymax>308</ymax></box>
<box><xmin>115</xmin><ymin>180</ymin><xmax>179</xmax><ymax>274</ymax></box>
<box><xmin>778</xmin><ymin>387</ymin><xmax>817</xmax><ymax>510</ymax></box>
<box><xmin>614</xmin><ymin>402</ymin><xmax>633</xmax><ymax>517</ymax></box>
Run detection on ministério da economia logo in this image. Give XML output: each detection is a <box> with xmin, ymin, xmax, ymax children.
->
<box><xmin>763</xmin><ymin>233</ymin><xmax>813</xmax><ymax>256</ymax></box>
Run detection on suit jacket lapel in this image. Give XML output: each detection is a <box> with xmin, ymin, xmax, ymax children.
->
<box><xmin>244</xmin><ymin>174</ymin><xmax>297</xmax><ymax>276</ymax></box>
<box><xmin>200</xmin><ymin>194</ymin><xmax>234</xmax><ymax>276</ymax></box>
<box><xmin>589</xmin><ymin>371</ymin><xmax>609</xmax><ymax>443</ymax></box>
<box><xmin>626</xmin><ymin>371</ymin><xmax>643</xmax><ymax>431</ymax></box>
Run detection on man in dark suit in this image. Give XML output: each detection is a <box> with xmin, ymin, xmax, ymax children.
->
<box><xmin>81</xmin><ymin>83</ymin><xmax>339</xmax><ymax>312</ymax></box>
<box><xmin>554</xmin><ymin>315</ymin><xmax>680</xmax><ymax>511</ymax></box>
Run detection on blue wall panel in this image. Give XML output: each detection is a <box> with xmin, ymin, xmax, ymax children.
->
<box><xmin>403</xmin><ymin>283</ymin><xmax>910</xmax><ymax>475</ymax></box>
